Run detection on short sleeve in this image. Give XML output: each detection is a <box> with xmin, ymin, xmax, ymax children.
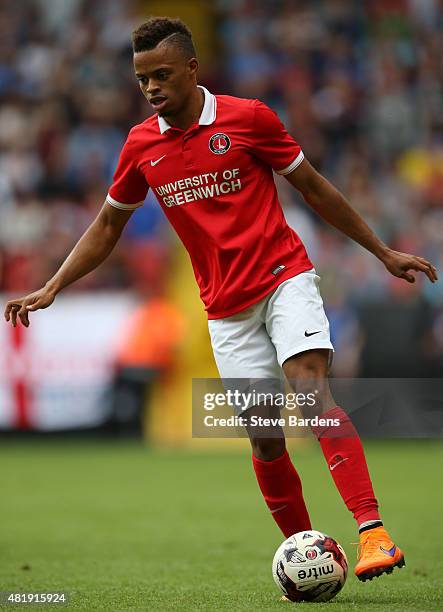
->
<box><xmin>106</xmin><ymin>135</ymin><xmax>149</xmax><ymax>210</ymax></box>
<box><xmin>251</xmin><ymin>100</ymin><xmax>304</xmax><ymax>175</ymax></box>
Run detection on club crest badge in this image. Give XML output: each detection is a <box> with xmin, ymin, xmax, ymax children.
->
<box><xmin>209</xmin><ymin>133</ymin><xmax>231</xmax><ymax>155</ymax></box>
<box><xmin>305</xmin><ymin>549</ymin><xmax>318</xmax><ymax>560</ymax></box>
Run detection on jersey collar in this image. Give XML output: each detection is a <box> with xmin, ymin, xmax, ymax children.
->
<box><xmin>157</xmin><ymin>85</ymin><xmax>216</xmax><ymax>134</ymax></box>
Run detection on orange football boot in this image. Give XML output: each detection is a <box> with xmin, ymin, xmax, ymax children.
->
<box><xmin>355</xmin><ymin>526</ymin><xmax>405</xmax><ymax>581</ymax></box>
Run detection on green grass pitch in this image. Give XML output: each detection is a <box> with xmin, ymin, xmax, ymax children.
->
<box><xmin>1</xmin><ymin>439</ymin><xmax>442</xmax><ymax>611</ymax></box>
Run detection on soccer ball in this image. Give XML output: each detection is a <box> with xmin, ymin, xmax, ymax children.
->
<box><xmin>272</xmin><ymin>530</ymin><xmax>348</xmax><ymax>602</ymax></box>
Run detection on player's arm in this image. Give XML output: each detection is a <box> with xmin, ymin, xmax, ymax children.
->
<box><xmin>4</xmin><ymin>203</ymin><xmax>133</xmax><ymax>328</ymax></box>
<box><xmin>285</xmin><ymin>158</ymin><xmax>438</xmax><ymax>284</ymax></box>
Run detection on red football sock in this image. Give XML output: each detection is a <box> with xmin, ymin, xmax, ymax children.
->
<box><xmin>252</xmin><ymin>450</ymin><xmax>311</xmax><ymax>537</ymax></box>
<box><xmin>311</xmin><ymin>406</ymin><xmax>380</xmax><ymax>526</ymax></box>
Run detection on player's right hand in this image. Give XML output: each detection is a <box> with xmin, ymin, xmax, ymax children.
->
<box><xmin>4</xmin><ymin>287</ymin><xmax>56</xmax><ymax>328</ymax></box>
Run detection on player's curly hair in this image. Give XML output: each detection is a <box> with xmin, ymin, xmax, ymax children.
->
<box><xmin>132</xmin><ymin>17</ymin><xmax>196</xmax><ymax>59</ymax></box>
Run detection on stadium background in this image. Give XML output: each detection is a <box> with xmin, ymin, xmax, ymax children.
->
<box><xmin>1</xmin><ymin>2</ymin><xmax>443</xmax><ymax>610</ymax></box>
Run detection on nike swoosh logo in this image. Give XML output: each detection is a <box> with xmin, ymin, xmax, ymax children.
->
<box><xmin>151</xmin><ymin>155</ymin><xmax>166</xmax><ymax>166</ymax></box>
<box><xmin>304</xmin><ymin>330</ymin><xmax>321</xmax><ymax>337</ymax></box>
<box><xmin>329</xmin><ymin>457</ymin><xmax>349</xmax><ymax>471</ymax></box>
<box><xmin>380</xmin><ymin>545</ymin><xmax>397</xmax><ymax>557</ymax></box>
<box><xmin>270</xmin><ymin>504</ymin><xmax>288</xmax><ymax>514</ymax></box>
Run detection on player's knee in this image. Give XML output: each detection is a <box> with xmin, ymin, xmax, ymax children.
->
<box><xmin>284</xmin><ymin>355</ymin><xmax>326</xmax><ymax>382</ymax></box>
<box><xmin>284</xmin><ymin>354</ymin><xmax>333</xmax><ymax>418</ymax></box>
<box><xmin>250</xmin><ymin>436</ymin><xmax>285</xmax><ymax>461</ymax></box>
<box><xmin>284</xmin><ymin>353</ymin><xmax>329</xmax><ymax>396</ymax></box>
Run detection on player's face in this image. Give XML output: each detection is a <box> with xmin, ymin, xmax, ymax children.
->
<box><xmin>133</xmin><ymin>43</ymin><xmax>198</xmax><ymax>118</ymax></box>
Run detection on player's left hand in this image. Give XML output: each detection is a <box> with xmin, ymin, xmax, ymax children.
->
<box><xmin>381</xmin><ymin>248</ymin><xmax>438</xmax><ymax>284</ymax></box>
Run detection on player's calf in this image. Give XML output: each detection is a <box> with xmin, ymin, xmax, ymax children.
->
<box><xmin>246</xmin><ymin>404</ymin><xmax>311</xmax><ymax>537</ymax></box>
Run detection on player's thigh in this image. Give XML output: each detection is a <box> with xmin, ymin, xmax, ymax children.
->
<box><xmin>266</xmin><ymin>268</ymin><xmax>334</xmax><ymax>369</ymax></box>
<box><xmin>208</xmin><ymin>307</ymin><xmax>280</xmax><ymax>380</ymax></box>
<box><xmin>208</xmin><ymin>307</ymin><xmax>283</xmax><ymax>414</ymax></box>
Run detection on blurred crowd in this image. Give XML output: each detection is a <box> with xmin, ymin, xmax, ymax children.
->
<box><xmin>0</xmin><ymin>0</ymin><xmax>442</xmax><ymax>375</ymax></box>
<box><xmin>219</xmin><ymin>0</ymin><xmax>443</xmax><ymax>374</ymax></box>
<box><xmin>0</xmin><ymin>0</ymin><xmax>170</xmax><ymax>296</ymax></box>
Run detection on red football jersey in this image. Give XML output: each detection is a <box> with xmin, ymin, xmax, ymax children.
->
<box><xmin>107</xmin><ymin>86</ymin><xmax>313</xmax><ymax>318</ymax></box>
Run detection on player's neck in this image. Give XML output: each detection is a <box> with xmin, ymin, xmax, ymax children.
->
<box><xmin>164</xmin><ymin>86</ymin><xmax>204</xmax><ymax>132</ymax></box>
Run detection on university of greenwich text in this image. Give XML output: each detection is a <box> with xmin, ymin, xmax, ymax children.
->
<box><xmin>155</xmin><ymin>168</ymin><xmax>242</xmax><ymax>207</ymax></box>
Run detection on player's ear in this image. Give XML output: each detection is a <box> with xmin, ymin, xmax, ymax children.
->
<box><xmin>188</xmin><ymin>57</ymin><xmax>198</xmax><ymax>78</ymax></box>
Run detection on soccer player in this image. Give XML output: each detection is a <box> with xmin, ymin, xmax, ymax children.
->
<box><xmin>5</xmin><ymin>18</ymin><xmax>437</xmax><ymax>582</ymax></box>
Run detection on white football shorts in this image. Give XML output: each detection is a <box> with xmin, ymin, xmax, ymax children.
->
<box><xmin>208</xmin><ymin>268</ymin><xmax>334</xmax><ymax>382</ymax></box>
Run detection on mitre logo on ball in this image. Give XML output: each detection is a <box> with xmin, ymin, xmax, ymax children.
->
<box><xmin>209</xmin><ymin>133</ymin><xmax>231</xmax><ymax>154</ymax></box>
